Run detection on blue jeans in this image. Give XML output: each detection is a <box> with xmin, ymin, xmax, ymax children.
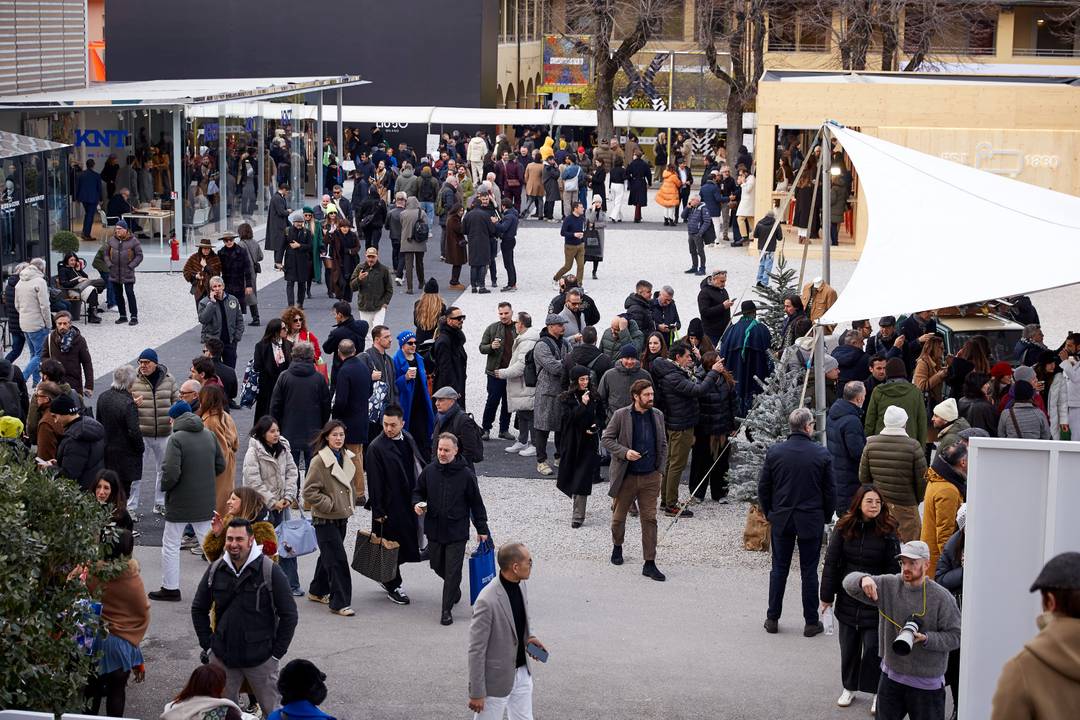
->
<box><xmin>756</xmin><ymin>251</ymin><xmax>774</xmax><ymax>285</ymax></box>
<box><xmin>482</xmin><ymin>374</ymin><xmax>510</xmax><ymax>434</ymax></box>
<box><xmin>100</xmin><ymin>270</ymin><xmax>115</xmax><ymax>307</ymax></box>
<box><xmin>4</xmin><ymin>329</ymin><xmax>25</xmax><ymax>363</ymax></box>
<box><xmin>876</xmin><ymin>675</ymin><xmax>946</xmax><ymax>720</ymax></box>
<box><xmin>23</xmin><ymin>327</ymin><xmax>50</xmax><ymax>384</ymax></box>
<box><xmin>767</xmin><ymin>519</ymin><xmax>822</xmax><ymax>624</ymax></box>
<box><xmin>420</xmin><ymin>201</ymin><xmax>435</xmax><ymax>227</ymax></box>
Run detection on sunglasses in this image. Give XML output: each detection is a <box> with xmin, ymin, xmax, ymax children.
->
<box><xmin>404</xmin><ymin>340</ymin><xmax>416</xmax><ymax>346</ymax></box>
<box><xmin>450</xmin><ymin>315</ymin><xmax>465</xmax><ymax>321</ymax></box>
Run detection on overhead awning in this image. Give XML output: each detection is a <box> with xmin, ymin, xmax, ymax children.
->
<box><xmin>0</xmin><ymin>76</ymin><xmax>368</xmax><ymax>109</ymax></box>
<box><xmin>820</xmin><ymin>125</ymin><xmax>1080</xmax><ymax>325</ymax></box>
<box><xmin>0</xmin><ymin>130</ymin><xmax>70</xmax><ymax>159</ymax></box>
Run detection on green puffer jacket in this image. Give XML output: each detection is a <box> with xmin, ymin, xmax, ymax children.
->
<box><xmin>863</xmin><ymin>379</ymin><xmax>927</xmax><ymax>443</ymax></box>
<box><xmin>161</xmin><ymin>412</ymin><xmax>224</xmax><ymax>523</ymax></box>
<box><xmin>858</xmin><ymin>433</ymin><xmax>928</xmax><ymax>507</ymax></box>
<box><xmin>599</xmin><ymin>320</ymin><xmax>644</xmax><ymax>361</ymax></box>
<box><xmin>132</xmin><ymin>365</ymin><xmax>180</xmax><ymax>439</ymax></box>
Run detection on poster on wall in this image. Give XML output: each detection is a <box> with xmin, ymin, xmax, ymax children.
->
<box><xmin>538</xmin><ymin>35</ymin><xmax>590</xmax><ymax>94</ymax></box>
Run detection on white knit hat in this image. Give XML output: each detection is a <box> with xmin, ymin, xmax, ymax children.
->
<box><xmin>884</xmin><ymin>405</ymin><xmax>908</xmax><ymax>429</ymax></box>
<box><xmin>933</xmin><ymin>397</ymin><xmax>959</xmax><ymax>423</ymax></box>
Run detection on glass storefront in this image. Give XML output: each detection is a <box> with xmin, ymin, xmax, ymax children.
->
<box><xmin>0</xmin><ymin>141</ymin><xmax>71</xmax><ymax>275</ymax></box>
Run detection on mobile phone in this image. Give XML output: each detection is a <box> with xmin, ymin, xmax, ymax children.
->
<box><xmin>525</xmin><ymin>641</ymin><xmax>548</xmax><ymax>663</ymax></box>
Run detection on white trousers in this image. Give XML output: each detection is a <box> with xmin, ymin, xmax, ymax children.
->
<box><xmin>162</xmin><ymin>520</ymin><xmax>212</xmax><ymax>590</ymax></box>
<box><xmin>609</xmin><ymin>183</ymin><xmax>625</xmax><ymax>221</ymax></box>
<box><xmin>475</xmin><ymin>666</ymin><xmax>533</xmax><ymax>720</ymax></box>
<box><xmin>128</xmin><ymin>435</ymin><xmax>169</xmax><ymax>512</ymax></box>
<box><xmin>1067</xmin><ymin>407</ymin><xmax>1080</xmax><ymax>439</ymax></box>
<box><xmin>471</xmin><ymin>161</ymin><xmax>484</xmax><ymax>184</ymax></box>
<box><xmin>358</xmin><ymin>308</ymin><xmax>387</xmax><ymax>329</ymax></box>
<box><xmin>711</xmin><ymin>216</ymin><xmax>725</xmax><ymax>242</ymax></box>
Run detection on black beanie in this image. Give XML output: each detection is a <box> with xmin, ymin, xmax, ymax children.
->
<box><xmin>1014</xmin><ymin>380</ymin><xmax>1035</xmax><ymax>403</ymax></box>
<box><xmin>885</xmin><ymin>358</ymin><xmax>907</xmax><ymax>380</ymax></box>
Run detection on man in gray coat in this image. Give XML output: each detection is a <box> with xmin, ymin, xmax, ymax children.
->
<box><xmin>462</xmin><ymin>195</ymin><xmax>496</xmax><ymax>293</ymax></box>
<box><xmin>197</xmin><ymin>277</ymin><xmax>244</xmax><ymax>368</ymax></box>
<box><xmin>602</xmin><ymin>378</ymin><xmax>668</xmax><ymax>581</ymax></box>
<box><xmin>531</xmin><ymin>314</ymin><xmax>571</xmax><ymax>477</ymax></box>
<box><xmin>468</xmin><ymin>542</ymin><xmax>545</xmax><ymax>718</ymax></box>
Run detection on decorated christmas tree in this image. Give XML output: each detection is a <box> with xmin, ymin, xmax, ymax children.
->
<box><xmin>728</xmin><ymin>359</ymin><xmax>807</xmax><ymax>501</ymax></box>
<box><xmin>753</xmin><ymin>255</ymin><xmax>798</xmax><ymax>353</ymax></box>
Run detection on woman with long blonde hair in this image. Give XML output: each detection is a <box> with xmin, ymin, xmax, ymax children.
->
<box><xmin>913</xmin><ymin>334</ymin><xmax>947</xmax><ymax>408</ymax></box>
<box><xmin>413</xmin><ymin>278</ymin><xmax>446</xmax><ymax>344</ymax></box>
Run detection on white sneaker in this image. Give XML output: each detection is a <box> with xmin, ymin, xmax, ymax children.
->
<box><xmin>394</xmin><ymin>276</ymin><xmax>403</xmax><ymax>286</ymax></box>
<box><xmin>870</xmin><ymin>695</ymin><xmax>877</xmax><ymax>715</ymax></box>
<box><xmin>504</xmin><ymin>441</ymin><xmax>526</xmax><ymax>453</ymax></box>
<box><xmin>536</xmin><ymin>461</ymin><xmax>553</xmax><ymax>476</ymax></box>
<box><xmin>518</xmin><ymin>444</ymin><xmax>536</xmax><ymax>457</ymax></box>
<box><xmin>837</xmin><ymin>690</ymin><xmax>855</xmax><ymax>707</ymax></box>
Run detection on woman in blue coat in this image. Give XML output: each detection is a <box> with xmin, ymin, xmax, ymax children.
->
<box><xmin>393</xmin><ymin>330</ymin><xmax>434</xmax><ymax>461</ymax></box>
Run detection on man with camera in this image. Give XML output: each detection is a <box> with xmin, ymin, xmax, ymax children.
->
<box><xmin>843</xmin><ymin>540</ymin><xmax>961</xmax><ymax>719</ymax></box>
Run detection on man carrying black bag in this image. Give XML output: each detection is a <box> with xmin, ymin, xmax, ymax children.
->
<box><xmin>413</xmin><ymin>432</ymin><xmax>490</xmax><ymax>626</ymax></box>
<box><xmin>365</xmin><ymin>404</ymin><xmax>426</xmax><ymax>605</ymax></box>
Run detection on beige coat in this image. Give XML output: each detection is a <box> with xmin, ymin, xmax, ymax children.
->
<box><xmin>524</xmin><ymin>161</ymin><xmax>545</xmax><ymax>197</ymax></box>
<box><xmin>302</xmin><ymin>446</ymin><xmax>359</xmax><ymax>520</ymax></box>
<box><xmin>991</xmin><ymin>617</ymin><xmax>1080</xmax><ymax>720</ymax></box>
<box><xmin>242</xmin><ymin>436</ymin><xmax>299</xmax><ymax>507</ymax></box>
<box><xmin>201</xmin><ymin>410</ymin><xmax>239</xmax><ymax>517</ymax></box>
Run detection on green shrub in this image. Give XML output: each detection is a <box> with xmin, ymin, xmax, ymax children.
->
<box><xmin>51</xmin><ymin>230</ymin><xmax>82</xmax><ymax>255</ymax></box>
<box><xmin>0</xmin><ymin>446</ymin><xmax>117</xmax><ymax>713</ymax></box>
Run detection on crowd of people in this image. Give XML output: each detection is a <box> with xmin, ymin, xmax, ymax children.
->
<box><xmin>2</xmin><ymin>123</ymin><xmax>1078</xmax><ymax>720</ymax></box>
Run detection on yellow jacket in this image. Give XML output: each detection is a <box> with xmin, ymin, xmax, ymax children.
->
<box><xmin>920</xmin><ymin>466</ymin><xmax>962</xmax><ymax>577</ymax></box>
<box><xmin>539</xmin><ymin>137</ymin><xmax>555</xmax><ymax>161</ymax></box>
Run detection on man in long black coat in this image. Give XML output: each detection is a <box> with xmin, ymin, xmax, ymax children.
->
<box><xmin>365</xmin><ymin>404</ymin><xmax>425</xmax><ymax>605</ymax></box>
<box><xmin>265</xmin><ymin>182</ymin><xmax>291</xmax><ymax>253</ymax></box>
<box><xmin>431</xmin><ymin>310</ymin><xmax>468</xmax><ymax>408</ymax></box>
<box><xmin>626</xmin><ymin>151</ymin><xmax>652</xmax><ymax>223</ymax></box>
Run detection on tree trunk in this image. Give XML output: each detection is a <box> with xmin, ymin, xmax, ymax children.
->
<box><xmin>595</xmin><ymin>64</ymin><xmax>616</xmax><ymax>143</ymax></box>
<box><xmin>725</xmin><ymin>86</ymin><xmax>744</xmax><ymax>161</ymax></box>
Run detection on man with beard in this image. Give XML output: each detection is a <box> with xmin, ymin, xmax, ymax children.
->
<box><xmin>431</xmin><ymin>307</ymin><xmax>468</xmax><ymax>408</ymax></box>
<box><xmin>364</xmin><ymin>405</ymin><xmax>425</xmax><ymax>605</ymax></box>
<box><xmin>413</xmin><ymin>432</ymin><xmax>489</xmax><ymax>626</ymax></box>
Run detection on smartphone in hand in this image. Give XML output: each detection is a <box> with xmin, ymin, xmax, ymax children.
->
<box><xmin>526</xmin><ymin>641</ymin><xmax>548</xmax><ymax>663</ymax></box>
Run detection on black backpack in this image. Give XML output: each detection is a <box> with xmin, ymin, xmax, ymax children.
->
<box><xmin>0</xmin><ymin>381</ymin><xmax>20</xmax><ymax>419</ymax></box>
<box><xmin>524</xmin><ymin>337</ymin><xmax>557</xmax><ymax>388</ymax></box>
<box><xmin>414</xmin><ymin>214</ymin><xmax>430</xmax><ymax>242</ymax></box>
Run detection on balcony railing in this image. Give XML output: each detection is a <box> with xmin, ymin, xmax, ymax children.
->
<box><xmin>1013</xmin><ymin>46</ymin><xmax>1080</xmax><ymax>57</ymax></box>
<box><xmin>767</xmin><ymin>42</ymin><xmax>830</xmax><ymax>53</ymax></box>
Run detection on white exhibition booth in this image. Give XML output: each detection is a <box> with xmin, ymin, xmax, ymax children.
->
<box><xmin>815</xmin><ymin>125</ymin><xmax>1080</xmax><ymax>719</ymax></box>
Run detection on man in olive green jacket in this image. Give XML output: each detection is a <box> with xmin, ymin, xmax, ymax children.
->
<box><xmin>151</xmin><ymin>401</ymin><xmax>225</xmax><ymax>601</ymax></box>
<box><xmin>479</xmin><ymin>302</ymin><xmax>518</xmax><ymax>440</ymax></box>
<box><xmin>863</xmin><ymin>357</ymin><xmax>927</xmax><ymax>443</ymax></box>
<box><xmin>859</xmin><ymin>405</ymin><xmax>927</xmax><ymax>542</ymax></box>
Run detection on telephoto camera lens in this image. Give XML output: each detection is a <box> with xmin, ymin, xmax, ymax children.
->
<box><xmin>892</xmin><ymin>616</ymin><xmax>922</xmax><ymax>656</ymax></box>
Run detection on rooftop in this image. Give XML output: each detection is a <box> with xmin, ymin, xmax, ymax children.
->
<box><xmin>0</xmin><ymin>76</ymin><xmax>368</xmax><ymax>109</ymax></box>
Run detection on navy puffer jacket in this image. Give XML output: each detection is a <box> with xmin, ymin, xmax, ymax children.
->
<box><xmin>651</xmin><ymin>357</ymin><xmax>719</xmax><ymax>431</ymax></box>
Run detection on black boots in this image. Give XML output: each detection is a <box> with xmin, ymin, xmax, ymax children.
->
<box><xmin>642</xmin><ymin>561</ymin><xmax>666</xmax><ymax>582</ymax></box>
<box><xmin>610</xmin><ymin>545</ymin><xmax>623</xmax><ymax>566</ymax></box>
<box><xmin>86</xmin><ymin>306</ymin><xmax>102</xmax><ymax>324</ymax></box>
<box><xmin>248</xmin><ymin>305</ymin><xmax>261</xmax><ymax>327</ymax></box>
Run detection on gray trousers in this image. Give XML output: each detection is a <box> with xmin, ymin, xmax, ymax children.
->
<box><xmin>212</xmin><ymin>654</ymin><xmax>280</xmax><ymax>714</ymax></box>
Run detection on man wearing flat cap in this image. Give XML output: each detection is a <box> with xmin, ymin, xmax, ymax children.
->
<box><xmin>992</xmin><ymin>552</ymin><xmax>1080</xmax><ymax>720</ymax></box>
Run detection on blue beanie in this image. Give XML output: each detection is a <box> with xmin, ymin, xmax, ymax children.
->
<box><xmin>115</xmin><ymin>218</ymin><xmax>129</xmax><ymax>231</ymax></box>
<box><xmin>619</xmin><ymin>344</ymin><xmax>638</xmax><ymax>360</ymax></box>
<box><xmin>168</xmin><ymin>401</ymin><xmax>191</xmax><ymax>419</ymax></box>
<box><xmin>138</xmin><ymin>348</ymin><xmax>158</xmax><ymax>363</ymax></box>
<box><xmin>397</xmin><ymin>329</ymin><xmax>417</xmax><ymax>347</ymax></box>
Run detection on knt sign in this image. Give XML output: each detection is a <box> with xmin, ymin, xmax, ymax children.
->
<box><xmin>74</xmin><ymin>129</ymin><xmax>129</xmax><ymax>148</ymax></box>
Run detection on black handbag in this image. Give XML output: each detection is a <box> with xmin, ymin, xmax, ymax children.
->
<box><xmin>351</xmin><ymin>519</ymin><xmax>400</xmax><ymax>583</ymax></box>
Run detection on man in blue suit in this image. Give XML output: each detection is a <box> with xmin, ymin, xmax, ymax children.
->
<box><xmin>758</xmin><ymin>407</ymin><xmax>835</xmax><ymax>637</ymax></box>
<box><xmin>75</xmin><ymin>158</ymin><xmax>103</xmax><ymax>239</ymax></box>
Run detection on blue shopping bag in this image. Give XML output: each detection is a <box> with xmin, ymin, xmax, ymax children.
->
<box><xmin>468</xmin><ymin>538</ymin><xmax>496</xmax><ymax>605</ymax></box>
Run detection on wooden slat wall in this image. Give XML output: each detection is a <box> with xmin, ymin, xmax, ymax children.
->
<box><xmin>0</xmin><ymin>0</ymin><xmax>86</xmax><ymax>95</ymax></box>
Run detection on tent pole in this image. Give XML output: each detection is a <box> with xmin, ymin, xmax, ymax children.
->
<box><xmin>814</xmin><ymin>324</ymin><xmax>827</xmax><ymax>446</ymax></box>
<box><xmin>821</xmin><ymin>128</ymin><xmax>831</xmax><ymax>286</ymax></box>
<box><xmin>316</xmin><ymin>92</ymin><xmax>324</xmax><ymax>202</ymax></box>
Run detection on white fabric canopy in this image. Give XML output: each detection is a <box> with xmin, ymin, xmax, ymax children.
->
<box><xmin>820</xmin><ymin>125</ymin><xmax>1080</xmax><ymax>324</ymax></box>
